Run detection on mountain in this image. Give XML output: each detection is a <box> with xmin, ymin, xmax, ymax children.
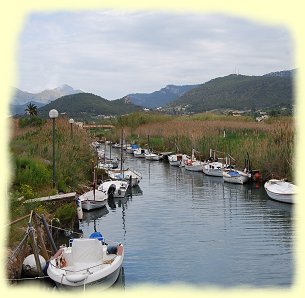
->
<box><xmin>37</xmin><ymin>93</ymin><xmax>142</xmax><ymax>119</ymax></box>
<box><xmin>11</xmin><ymin>84</ymin><xmax>84</xmax><ymax>106</ymax></box>
<box><xmin>126</xmin><ymin>84</ymin><xmax>199</xmax><ymax>108</ymax></box>
<box><xmin>165</xmin><ymin>74</ymin><xmax>294</xmax><ymax>114</ymax></box>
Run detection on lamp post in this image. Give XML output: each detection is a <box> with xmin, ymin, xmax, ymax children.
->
<box><xmin>69</xmin><ymin>118</ymin><xmax>74</xmax><ymax>138</ymax></box>
<box><xmin>49</xmin><ymin>109</ymin><xmax>59</xmax><ymax>188</ymax></box>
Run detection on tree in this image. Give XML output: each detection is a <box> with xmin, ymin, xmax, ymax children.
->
<box><xmin>25</xmin><ymin>103</ymin><xmax>38</xmax><ymax>116</ymax></box>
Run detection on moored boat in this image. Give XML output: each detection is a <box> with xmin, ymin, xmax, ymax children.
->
<box><xmin>168</xmin><ymin>153</ymin><xmax>190</xmax><ymax>167</ymax></box>
<box><xmin>107</xmin><ymin>168</ymin><xmax>142</xmax><ymax>187</ymax></box>
<box><xmin>264</xmin><ymin>179</ymin><xmax>296</xmax><ymax>204</ymax></box>
<box><xmin>78</xmin><ymin>189</ymin><xmax>108</xmax><ymax>211</ymax></box>
<box><xmin>144</xmin><ymin>151</ymin><xmax>163</xmax><ymax>161</ymax></box>
<box><xmin>98</xmin><ymin>180</ymin><xmax>128</xmax><ymax>198</ymax></box>
<box><xmin>223</xmin><ymin>169</ymin><xmax>250</xmax><ymax>184</ymax></box>
<box><xmin>47</xmin><ymin>233</ymin><xmax>124</xmax><ymax>289</ymax></box>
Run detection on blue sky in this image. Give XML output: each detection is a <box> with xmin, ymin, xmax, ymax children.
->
<box><xmin>17</xmin><ymin>10</ymin><xmax>293</xmax><ymax>100</ymax></box>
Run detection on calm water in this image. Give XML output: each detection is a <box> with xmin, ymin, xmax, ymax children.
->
<box><xmin>77</xmin><ymin>148</ymin><xmax>294</xmax><ymax>288</ymax></box>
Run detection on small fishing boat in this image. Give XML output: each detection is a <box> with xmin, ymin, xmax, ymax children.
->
<box><xmin>126</xmin><ymin>144</ymin><xmax>139</xmax><ymax>154</ymax></box>
<box><xmin>47</xmin><ymin>232</ymin><xmax>124</xmax><ymax>289</ymax></box>
<box><xmin>98</xmin><ymin>180</ymin><xmax>128</xmax><ymax>198</ymax></box>
<box><xmin>264</xmin><ymin>179</ymin><xmax>296</xmax><ymax>204</ymax></box>
<box><xmin>133</xmin><ymin>148</ymin><xmax>148</xmax><ymax>158</ymax></box>
<box><xmin>223</xmin><ymin>169</ymin><xmax>250</xmax><ymax>184</ymax></box>
<box><xmin>97</xmin><ymin>158</ymin><xmax>119</xmax><ymax>170</ymax></box>
<box><xmin>80</xmin><ymin>168</ymin><xmax>108</xmax><ymax>211</ymax></box>
<box><xmin>184</xmin><ymin>149</ymin><xmax>205</xmax><ymax>171</ymax></box>
<box><xmin>168</xmin><ymin>154</ymin><xmax>190</xmax><ymax>167</ymax></box>
<box><xmin>107</xmin><ymin>169</ymin><xmax>142</xmax><ymax>187</ymax></box>
<box><xmin>78</xmin><ymin>189</ymin><xmax>108</xmax><ymax>211</ymax></box>
<box><xmin>144</xmin><ymin>151</ymin><xmax>163</xmax><ymax>161</ymax></box>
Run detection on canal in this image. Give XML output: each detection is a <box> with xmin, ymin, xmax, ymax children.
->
<box><xmin>77</xmin><ymin>148</ymin><xmax>294</xmax><ymax>288</ymax></box>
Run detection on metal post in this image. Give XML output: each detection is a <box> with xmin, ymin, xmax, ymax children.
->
<box><xmin>70</xmin><ymin>123</ymin><xmax>73</xmax><ymax>138</ymax></box>
<box><xmin>52</xmin><ymin>118</ymin><xmax>56</xmax><ymax>188</ymax></box>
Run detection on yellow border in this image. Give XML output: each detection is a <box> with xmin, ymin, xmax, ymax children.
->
<box><xmin>1</xmin><ymin>1</ymin><xmax>304</xmax><ymax>297</ymax></box>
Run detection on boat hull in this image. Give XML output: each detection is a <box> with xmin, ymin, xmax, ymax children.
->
<box><xmin>223</xmin><ymin>171</ymin><xmax>249</xmax><ymax>184</ymax></box>
<box><xmin>81</xmin><ymin>200</ymin><xmax>107</xmax><ymax>211</ymax></box>
<box><xmin>47</xmin><ymin>243</ymin><xmax>124</xmax><ymax>289</ymax></box>
<box><xmin>264</xmin><ymin>180</ymin><xmax>295</xmax><ymax>204</ymax></box>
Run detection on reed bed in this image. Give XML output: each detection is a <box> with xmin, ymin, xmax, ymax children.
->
<box><xmin>119</xmin><ymin>114</ymin><xmax>294</xmax><ymax>181</ymax></box>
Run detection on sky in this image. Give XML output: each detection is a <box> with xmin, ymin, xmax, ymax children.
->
<box><xmin>17</xmin><ymin>10</ymin><xmax>293</xmax><ymax>100</ymax></box>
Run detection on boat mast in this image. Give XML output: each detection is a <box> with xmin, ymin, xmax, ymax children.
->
<box><xmin>120</xmin><ymin>128</ymin><xmax>123</xmax><ymax>175</ymax></box>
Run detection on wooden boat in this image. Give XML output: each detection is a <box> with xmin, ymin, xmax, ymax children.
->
<box><xmin>107</xmin><ymin>168</ymin><xmax>142</xmax><ymax>187</ymax></box>
<box><xmin>223</xmin><ymin>169</ymin><xmax>250</xmax><ymax>184</ymax></box>
<box><xmin>98</xmin><ymin>180</ymin><xmax>128</xmax><ymax>198</ymax></box>
<box><xmin>264</xmin><ymin>179</ymin><xmax>296</xmax><ymax>204</ymax></box>
<box><xmin>79</xmin><ymin>168</ymin><xmax>108</xmax><ymax>211</ymax></box>
<box><xmin>144</xmin><ymin>151</ymin><xmax>163</xmax><ymax>161</ymax></box>
<box><xmin>168</xmin><ymin>153</ymin><xmax>190</xmax><ymax>167</ymax></box>
<box><xmin>47</xmin><ymin>234</ymin><xmax>124</xmax><ymax>289</ymax></box>
<box><xmin>184</xmin><ymin>149</ymin><xmax>205</xmax><ymax>171</ymax></box>
<box><xmin>133</xmin><ymin>148</ymin><xmax>148</xmax><ymax>158</ymax></box>
<box><xmin>78</xmin><ymin>189</ymin><xmax>108</xmax><ymax>211</ymax></box>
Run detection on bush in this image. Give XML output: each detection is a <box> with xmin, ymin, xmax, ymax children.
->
<box><xmin>19</xmin><ymin>116</ymin><xmax>45</xmax><ymax>128</ymax></box>
<box><xmin>14</xmin><ymin>156</ymin><xmax>52</xmax><ymax>189</ymax></box>
<box><xmin>54</xmin><ymin>202</ymin><xmax>76</xmax><ymax>224</ymax></box>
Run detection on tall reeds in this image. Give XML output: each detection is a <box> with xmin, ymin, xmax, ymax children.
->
<box><xmin>118</xmin><ymin>113</ymin><xmax>294</xmax><ymax>181</ymax></box>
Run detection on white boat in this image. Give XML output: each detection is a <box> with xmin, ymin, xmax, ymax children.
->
<box><xmin>47</xmin><ymin>234</ymin><xmax>124</xmax><ymax>289</ymax></box>
<box><xmin>78</xmin><ymin>189</ymin><xmax>108</xmax><ymax>211</ymax></box>
<box><xmin>223</xmin><ymin>169</ymin><xmax>250</xmax><ymax>184</ymax></box>
<box><xmin>202</xmin><ymin>161</ymin><xmax>227</xmax><ymax>177</ymax></box>
<box><xmin>97</xmin><ymin>158</ymin><xmax>119</xmax><ymax>170</ymax></box>
<box><xmin>168</xmin><ymin>154</ymin><xmax>190</xmax><ymax>167</ymax></box>
<box><xmin>126</xmin><ymin>144</ymin><xmax>139</xmax><ymax>154</ymax></box>
<box><xmin>98</xmin><ymin>180</ymin><xmax>128</xmax><ymax>198</ymax></box>
<box><xmin>264</xmin><ymin>179</ymin><xmax>296</xmax><ymax>204</ymax></box>
<box><xmin>184</xmin><ymin>149</ymin><xmax>205</xmax><ymax>171</ymax></box>
<box><xmin>184</xmin><ymin>160</ymin><xmax>205</xmax><ymax>171</ymax></box>
<box><xmin>144</xmin><ymin>151</ymin><xmax>163</xmax><ymax>161</ymax></box>
<box><xmin>107</xmin><ymin>169</ymin><xmax>142</xmax><ymax>187</ymax></box>
<box><xmin>133</xmin><ymin>148</ymin><xmax>148</xmax><ymax>158</ymax></box>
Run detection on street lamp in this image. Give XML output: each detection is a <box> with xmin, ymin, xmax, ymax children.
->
<box><xmin>69</xmin><ymin>118</ymin><xmax>74</xmax><ymax>138</ymax></box>
<box><xmin>49</xmin><ymin>109</ymin><xmax>59</xmax><ymax>188</ymax></box>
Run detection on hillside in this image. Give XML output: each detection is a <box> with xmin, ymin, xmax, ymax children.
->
<box><xmin>165</xmin><ymin>74</ymin><xmax>294</xmax><ymax>113</ymax></box>
<box><xmin>37</xmin><ymin>93</ymin><xmax>142</xmax><ymax>119</ymax></box>
<box><xmin>127</xmin><ymin>84</ymin><xmax>199</xmax><ymax>108</ymax></box>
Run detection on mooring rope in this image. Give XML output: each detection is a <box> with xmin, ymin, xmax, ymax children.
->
<box><xmin>6</xmin><ymin>230</ymin><xmax>30</xmax><ymax>264</ymax></box>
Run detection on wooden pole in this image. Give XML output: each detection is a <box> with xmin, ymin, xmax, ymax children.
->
<box><xmin>41</xmin><ymin>214</ymin><xmax>57</xmax><ymax>254</ymax></box>
<box><xmin>28</xmin><ymin>223</ymin><xmax>44</xmax><ymax>277</ymax></box>
<box><xmin>32</xmin><ymin>213</ymin><xmax>49</xmax><ymax>260</ymax></box>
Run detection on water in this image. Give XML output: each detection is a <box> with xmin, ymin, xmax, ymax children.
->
<box><xmin>78</xmin><ymin>148</ymin><xmax>294</xmax><ymax>288</ymax></box>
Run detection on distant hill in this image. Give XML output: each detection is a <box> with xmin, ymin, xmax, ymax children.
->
<box><xmin>126</xmin><ymin>84</ymin><xmax>199</xmax><ymax>108</ymax></box>
<box><xmin>263</xmin><ymin>69</ymin><xmax>296</xmax><ymax>77</ymax></box>
<box><xmin>165</xmin><ymin>74</ymin><xmax>294</xmax><ymax>113</ymax></box>
<box><xmin>10</xmin><ymin>101</ymin><xmax>46</xmax><ymax>116</ymax></box>
<box><xmin>37</xmin><ymin>93</ymin><xmax>142</xmax><ymax>119</ymax></box>
<box><xmin>11</xmin><ymin>84</ymin><xmax>84</xmax><ymax>105</ymax></box>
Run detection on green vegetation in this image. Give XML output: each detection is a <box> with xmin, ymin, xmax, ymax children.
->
<box><xmin>37</xmin><ymin>93</ymin><xmax>142</xmax><ymax>120</ymax></box>
<box><xmin>111</xmin><ymin>111</ymin><xmax>294</xmax><ymax>181</ymax></box>
<box><xmin>9</xmin><ymin>116</ymin><xmax>94</xmax><ymax>224</ymax></box>
<box><xmin>166</xmin><ymin>74</ymin><xmax>294</xmax><ymax>113</ymax></box>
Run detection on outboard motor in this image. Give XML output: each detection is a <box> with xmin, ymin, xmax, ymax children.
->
<box><xmin>108</xmin><ymin>184</ymin><xmax>116</xmax><ymax>198</ymax></box>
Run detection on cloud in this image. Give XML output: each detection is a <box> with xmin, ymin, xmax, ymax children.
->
<box><xmin>17</xmin><ymin>10</ymin><xmax>293</xmax><ymax>99</ymax></box>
